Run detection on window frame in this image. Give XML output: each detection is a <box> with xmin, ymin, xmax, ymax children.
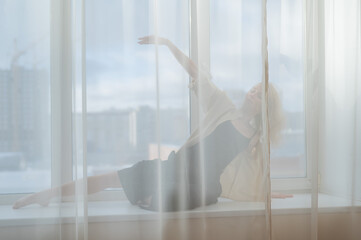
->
<box><xmin>271</xmin><ymin>0</ymin><xmax>313</xmax><ymax>192</ymax></box>
<box><xmin>50</xmin><ymin>0</ymin><xmax>74</xmax><ymax>189</ymax></box>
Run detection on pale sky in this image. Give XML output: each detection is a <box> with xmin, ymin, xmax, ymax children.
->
<box><xmin>0</xmin><ymin>0</ymin><xmax>303</xmax><ymax>112</ymax></box>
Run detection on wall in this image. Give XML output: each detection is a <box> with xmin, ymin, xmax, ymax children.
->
<box><xmin>1</xmin><ymin>212</ymin><xmax>361</xmax><ymax>240</ymax></box>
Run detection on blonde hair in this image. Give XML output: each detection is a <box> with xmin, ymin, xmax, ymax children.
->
<box><xmin>267</xmin><ymin>84</ymin><xmax>286</xmax><ymax>146</ymax></box>
<box><xmin>249</xmin><ymin>83</ymin><xmax>285</xmax><ymax>151</ymax></box>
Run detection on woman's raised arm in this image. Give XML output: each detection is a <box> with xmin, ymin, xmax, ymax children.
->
<box><xmin>138</xmin><ymin>36</ymin><xmax>199</xmax><ymax>79</ymax></box>
<box><xmin>138</xmin><ymin>35</ymin><xmax>226</xmax><ymax>114</ymax></box>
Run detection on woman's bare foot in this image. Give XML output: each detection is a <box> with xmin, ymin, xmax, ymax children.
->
<box><xmin>137</xmin><ymin>195</ymin><xmax>153</xmax><ymax>208</ymax></box>
<box><xmin>13</xmin><ymin>190</ymin><xmax>53</xmax><ymax>209</ymax></box>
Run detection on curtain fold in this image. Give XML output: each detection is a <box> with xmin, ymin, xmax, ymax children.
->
<box><xmin>304</xmin><ymin>0</ymin><xmax>361</xmax><ymax>240</ymax></box>
<box><xmin>261</xmin><ymin>0</ymin><xmax>272</xmax><ymax>238</ymax></box>
<box><xmin>321</xmin><ymin>0</ymin><xmax>361</xmax><ymax>239</ymax></box>
<box><xmin>304</xmin><ymin>0</ymin><xmax>323</xmax><ymax>239</ymax></box>
<box><xmin>71</xmin><ymin>0</ymin><xmax>88</xmax><ymax>239</ymax></box>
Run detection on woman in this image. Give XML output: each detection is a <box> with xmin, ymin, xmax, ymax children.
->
<box><xmin>13</xmin><ymin>36</ymin><xmax>291</xmax><ymax>211</ymax></box>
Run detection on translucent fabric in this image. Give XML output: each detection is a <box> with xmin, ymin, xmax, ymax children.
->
<box><xmin>1</xmin><ymin>0</ymin><xmax>361</xmax><ymax>240</ymax></box>
<box><xmin>318</xmin><ymin>0</ymin><xmax>361</xmax><ymax>239</ymax></box>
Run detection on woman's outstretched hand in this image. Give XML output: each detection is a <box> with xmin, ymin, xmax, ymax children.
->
<box><xmin>138</xmin><ymin>35</ymin><xmax>169</xmax><ymax>46</ymax></box>
<box><xmin>138</xmin><ymin>35</ymin><xmax>198</xmax><ymax>79</ymax></box>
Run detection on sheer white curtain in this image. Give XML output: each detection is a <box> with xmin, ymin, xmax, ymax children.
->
<box><xmin>1</xmin><ymin>0</ymin><xmax>361</xmax><ymax>240</ymax></box>
<box><xmin>319</xmin><ymin>0</ymin><xmax>361</xmax><ymax>239</ymax></box>
<box><xmin>0</xmin><ymin>0</ymin><xmax>88</xmax><ymax>239</ymax></box>
<box><xmin>300</xmin><ymin>0</ymin><xmax>361</xmax><ymax>240</ymax></box>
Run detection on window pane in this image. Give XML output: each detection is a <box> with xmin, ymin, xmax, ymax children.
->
<box><xmin>0</xmin><ymin>0</ymin><xmax>51</xmax><ymax>193</ymax></box>
<box><xmin>85</xmin><ymin>0</ymin><xmax>190</xmax><ymax>177</ymax></box>
<box><xmin>267</xmin><ymin>0</ymin><xmax>305</xmax><ymax>178</ymax></box>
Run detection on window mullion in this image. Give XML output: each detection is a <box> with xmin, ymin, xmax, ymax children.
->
<box><xmin>189</xmin><ymin>0</ymin><xmax>210</xmax><ymax>132</ymax></box>
<box><xmin>50</xmin><ymin>0</ymin><xmax>73</xmax><ymax>188</ymax></box>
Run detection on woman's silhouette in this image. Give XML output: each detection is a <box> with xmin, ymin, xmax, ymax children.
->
<box><xmin>13</xmin><ymin>36</ymin><xmax>292</xmax><ymax>211</ymax></box>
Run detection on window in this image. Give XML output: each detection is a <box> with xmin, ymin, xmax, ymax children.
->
<box><xmin>1</xmin><ymin>0</ymin><xmax>307</xmax><ymax>201</ymax></box>
<box><xmin>0</xmin><ymin>0</ymin><xmax>51</xmax><ymax>194</ymax></box>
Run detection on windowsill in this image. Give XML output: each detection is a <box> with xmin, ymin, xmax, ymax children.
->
<box><xmin>1</xmin><ymin>193</ymin><xmax>361</xmax><ymax>227</ymax></box>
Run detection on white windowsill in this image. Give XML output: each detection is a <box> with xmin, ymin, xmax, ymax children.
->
<box><xmin>1</xmin><ymin>193</ymin><xmax>361</xmax><ymax>227</ymax></box>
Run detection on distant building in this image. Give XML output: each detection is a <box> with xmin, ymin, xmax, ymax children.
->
<box><xmin>0</xmin><ymin>68</ymin><xmax>49</xmax><ymax>168</ymax></box>
<box><xmin>86</xmin><ymin>106</ymin><xmax>189</xmax><ymax>168</ymax></box>
<box><xmin>86</xmin><ymin>109</ymin><xmax>135</xmax><ymax>166</ymax></box>
<box><xmin>135</xmin><ymin>106</ymin><xmax>188</xmax><ymax>160</ymax></box>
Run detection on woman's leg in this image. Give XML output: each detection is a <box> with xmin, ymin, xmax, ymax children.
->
<box><xmin>13</xmin><ymin>171</ymin><xmax>121</xmax><ymax>209</ymax></box>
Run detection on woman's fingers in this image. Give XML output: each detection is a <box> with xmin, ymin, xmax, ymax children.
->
<box><xmin>13</xmin><ymin>191</ymin><xmax>51</xmax><ymax>209</ymax></box>
<box><xmin>138</xmin><ymin>35</ymin><xmax>166</xmax><ymax>45</ymax></box>
<box><xmin>138</xmin><ymin>36</ymin><xmax>154</xmax><ymax>44</ymax></box>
